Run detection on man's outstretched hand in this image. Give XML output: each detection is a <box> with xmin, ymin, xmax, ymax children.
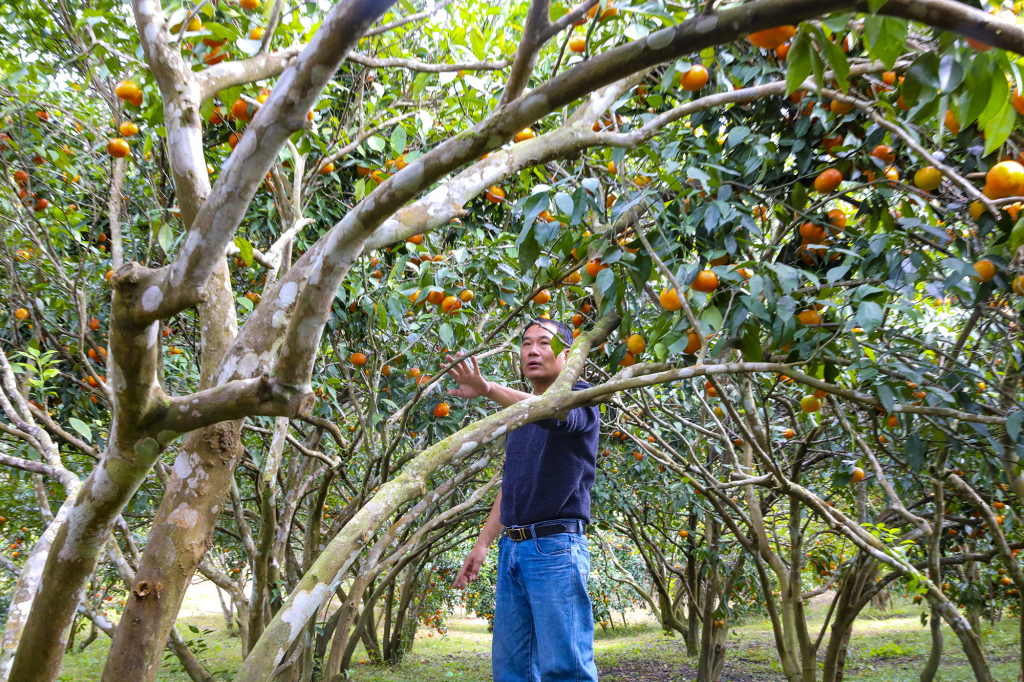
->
<box><xmin>446</xmin><ymin>352</ymin><xmax>491</xmax><ymax>399</ymax></box>
<box><xmin>453</xmin><ymin>544</ymin><xmax>488</xmax><ymax>589</ymax></box>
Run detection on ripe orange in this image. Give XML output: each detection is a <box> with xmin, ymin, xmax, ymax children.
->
<box><xmin>966</xmin><ymin>37</ymin><xmax>992</xmax><ymax>52</ymax></box>
<box><xmin>971</xmin><ymin>259</ymin><xmax>996</xmax><ymax>283</ymax></box>
<box><xmin>115</xmin><ymin>80</ymin><xmax>141</xmax><ymax>101</ymax></box>
<box><xmin>107</xmin><ymin>138</ymin><xmax>130</xmax><ymax>158</ymax></box>
<box><xmin>433</xmin><ymin>403</ymin><xmax>450</xmax><ymax>418</ymax></box>
<box><xmin>680</xmin><ymin>65</ymin><xmax>709</xmax><ymax>92</ymax></box>
<box><xmin>250</xmin><ymin>27</ymin><xmax>265</xmax><ymax>39</ymax></box>
<box><xmin>985</xmin><ymin>160</ymin><xmax>1024</xmax><ymax>198</ymax></box>
<box><xmin>228</xmin><ymin>133</ymin><xmax>240</xmax><ymax>149</ymax></box>
<box><xmin>1012</xmin><ymin>275</ymin><xmax>1024</xmax><ymax>295</ymax></box>
<box><xmin>690</xmin><ymin>270</ymin><xmax>718</xmax><ymax>293</ymax></box>
<box><xmin>406</xmin><ymin>234</ymin><xmax>423</xmax><ymax>245</ymax></box>
<box><xmin>747</xmin><ymin>25</ymin><xmax>797</xmax><ymax>50</ymax></box>
<box><xmin>827</xmin><ymin>209</ymin><xmax>846</xmax><ymax>231</ymax></box>
<box><xmin>1014</xmin><ymin>89</ymin><xmax>1024</xmax><ymax>117</ymax></box>
<box><xmin>783</xmin><ymin>428</ymin><xmax>795</xmax><ymax>439</ymax></box>
<box><xmin>944</xmin><ymin>110</ymin><xmax>961</xmax><ymax>135</ymax></box>
<box><xmin>913</xmin><ymin>166</ymin><xmax>942</xmax><ymax>191</ymax></box>
<box><xmin>14</xmin><ymin>170</ymin><xmax>27</xmax><ymax>185</ymax></box>
<box><xmin>659</xmin><ymin>288</ymin><xmax>682</xmax><ymax>311</ymax></box>
<box><xmin>319</xmin><ymin>162</ymin><xmax>335</xmax><ymax>174</ymax></box>
<box><xmin>829</xmin><ymin>100</ymin><xmax>854</xmax><ymax>116</ymax></box>
<box><xmin>882</xmin><ymin>72</ymin><xmax>896</xmax><ymax>86</ymax></box>
<box><xmin>813</xmin><ymin>168</ymin><xmax>843</xmax><ymax>193</ymax></box>
<box><xmin>626</xmin><ymin>334</ymin><xmax>645</xmax><ymax>354</ymax></box>
<box><xmin>350</xmin><ymin>352</ymin><xmax>368</xmax><ymax>366</ymax></box>
<box><xmin>870</xmin><ymin>145</ymin><xmax>895</xmax><ymax>164</ymax></box>
<box><xmin>775</xmin><ymin>42</ymin><xmax>791</xmax><ymax>60</ymax></box>
<box><xmin>799</xmin><ymin>221</ymin><xmax>826</xmax><ymax>244</ymax></box>
<box><xmin>800</xmin><ymin>395</ymin><xmax>821</xmax><ymax>413</ymax></box>
<box><xmin>485</xmin><ymin>186</ymin><xmax>505</xmax><ymax>204</ymax></box>
<box><xmin>533</xmin><ymin>289</ymin><xmax>551</xmax><ymax>305</ymax></box>
<box><xmin>14</xmin><ymin>308</ymin><xmax>28</xmax><ymax>321</ymax></box>
<box><xmin>851</xmin><ymin>467</ymin><xmax>865</xmax><ymax>483</ymax></box>
<box><xmin>619</xmin><ymin>351</ymin><xmax>636</xmax><ymax>367</ymax></box>
<box><xmin>118</xmin><ymin>121</ymin><xmax>139</xmax><ymax>137</ymax></box>
<box><xmin>797</xmin><ymin>309</ymin><xmax>821</xmax><ymax>325</ymax></box>
<box><xmin>569</xmin><ymin>35</ymin><xmax>586</xmax><ymax>53</ymax></box>
<box><xmin>459</xmin><ymin>289</ymin><xmax>475</xmax><ymax>302</ymax></box>
<box><xmin>440</xmin><ymin>296</ymin><xmax>461</xmax><ymax>314</ymax></box>
<box><xmin>586</xmin><ymin>259</ymin><xmax>607</xmax><ymax>277</ymax></box>
<box><xmin>231</xmin><ymin>98</ymin><xmax>250</xmax><ymax>122</ymax></box>
<box><xmin>33</xmin><ymin>198</ymin><xmax>48</xmax><ymax>212</ymax></box>
<box><xmin>572</xmin><ymin>313</ymin><xmax>584</xmax><ymax>327</ymax></box>
<box><xmin>426</xmin><ymin>290</ymin><xmax>445</xmax><ymax>305</ymax></box>
<box><xmin>514</xmin><ymin>127</ymin><xmax>535</xmax><ymax>142</ymax></box>
<box><xmin>205</xmin><ymin>48</ymin><xmax>227</xmax><ymax>65</ymax></box>
<box><xmin>678</xmin><ymin>529</ymin><xmax>689</xmax><ymax>539</ymax></box>
<box><xmin>240</xmin><ymin>0</ymin><xmax>259</xmax><ymax>9</ymax></box>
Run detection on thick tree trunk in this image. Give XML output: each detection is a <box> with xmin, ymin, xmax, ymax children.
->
<box><xmin>920</xmin><ymin>608</ymin><xmax>943</xmax><ymax>682</ymax></box>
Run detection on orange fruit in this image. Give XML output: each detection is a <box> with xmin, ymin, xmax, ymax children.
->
<box><xmin>944</xmin><ymin>110</ymin><xmax>961</xmax><ymax>135</ymax></box>
<box><xmin>319</xmin><ymin>162</ymin><xmax>335</xmax><ymax>174</ymax></box>
<box><xmin>440</xmin><ymin>296</ymin><xmax>461</xmax><ymax>314</ymax></box>
<box><xmin>747</xmin><ymin>26</ymin><xmax>797</xmax><ymax>50</ymax></box>
<box><xmin>678</xmin><ymin>529</ymin><xmax>689</xmax><ymax>538</ymax></box>
<box><xmin>115</xmin><ymin>80</ymin><xmax>140</xmax><ymax>101</ymax></box>
<box><xmin>626</xmin><ymin>334</ymin><xmax>645</xmax><ymax>354</ymax></box>
<box><xmin>827</xmin><ymin>209</ymin><xmax>846</xmax><ymax>231</ymax></box>
<box><xmin>985</xmin><ymin>160</ymin><xmax>1024</xmax><ymax>198</ymax></box>
<box><xmin>249</xmin><ymin>27</ymin><xmax>265</xmax><ymax>39</ymax></box>
<box><xmin>829</xmin><ymin>100</ymin><xmax>854</xmax><ymax>115</ymax></box>
<box><xmin>406</xmin><ymin>234</ymin><xmax>423</xmax><ymax>245</ymax></box>
<box><xmin>569</xmin><ymin>35</ymin><xmax>586</xmax><ymax>53</ymax></box>
<box><xmin>971</xmin><ymin>259</ymin><xmax>996</xmax><ymax>282</ymax></box>
<box><xmin>1011</xmin><ymin>275</ymin><xmax>1024</xmax><ymax>295</ymax></box>
<box><xmin>775</xmin><ymin>42</ymin><xmax>791</xmax><ymax>60</ymax></box>
<box><xmin>485</xmin><ymin>186</ymin><xmax>505</xmax><ymax>203</ymax></box>
<box><xmin>887</xmin><ymin>414</ymin><xmax>898</xmax><ymax>428</ymax></box>
<box><xmin>572</xmin><ymin>313</ymin><xmax>584</xmax><ymax>327</ymax></box>
<box><xmin>690</xmin><ymin>270</ymin><xmax>718</xmax><ymax>293</ymax></box>
<box><xmin>1013</xmin><ymin>89</ymin><xmax>1024</xmax><ymax>117</ymax></box>
<box><xmin>619</xmin><ymin>351</ymin><xmax>636</xmax><ymax>367</ymax></box>
<box><xmin>799</xmin><ymin>221</ymin><xmax>826</xmax><ymax>244</ymax></box>
<box><xmin>228</xmin><ymin>133</ymin><xmax>240</xmax><ymax>149</ymax></box>
<box><xmin>586</xmin><ymin>259</ymin><xmax>606</xmax><ymax>277</ymax></box>
<box><xmin>350</xmin><ymin>352</ymin><xmax>367</xmax><ymax>366</ymax></box>
<box><xmin>433</xmin><ymin>403</ymin><xmax>450</xmax><ymax>418</ymax></box>
<box><xmin>205</xmin><ymin>48</ymin><xmax>227</xmax><ymax>65</ymax></box>
<box><xmin>851</xmin><ymin>467</ymin><xmax>865</xmax><ymax>483</ymax></box>
<box><xmin>231</xmin><ymin>98</ymin><xmax>250</xmax><ymax>121</ymax></box>
<box><xmin>13</xmin><ymin>170</ymin><xmax>27</xmax><ymax>185</ymax></box>
<box><xmin>33</xmin><ymin>198</ymin><xmax>48</xmax><ymax>212</ymax></box>
<box><xmin>783</xmin><ymin>428</ymin><xmax>795</xmax><ymax>439</ymax></box>
<box><xmin>459</xmin><ymin>289</ymin><xmax>475</xmax><ymax>302</ymax></box>
<box><xmin>797</xmin><ymin>309</ymin><xmax>821</xmax><ymax>325</ymax></box>
<box><xmin>870</xmin><ymin>145</ymin><xmax>895</xmax><ymax>164</ymax></box>
<box><xmin>426</xmin><ymin>290</ymin><xmax>444</xmax><ymax>305</ymax></box>
<box><xmin>14</xmin><ymin>308</ymin><xmax>28</xmax><ymax>321</ymax></box>
<box><xmin>814</xmin><ymin>168</ymin><xmax>843</xmax><ymax>193</ymax></box>
<box><xmin>107</xmin><ymin>138</ymin><xmax>130</xmax><ymax>158</ymax></box>
<box><xmin>514</xmin><ymin>128</ymin><xmax>535</xmax><ymax>142</ymax></box>
<box><xmin>118</xmin><ymin>121</ymin><xmax>139</xmax><ymax>137</ymax></box>
<box><xmin>660</xmin><ymin>288</ymin><xmax>682</xmax><ymax>311</ymax></box>
<box><xmin>966</xmin><ymin>37</ymin><xmax>993</xmax><ymax>52</ymax></box>
<box><xmin>240</xmin><ymin>0</ymin><xmax>259</xmax><ymax>9</ymax></box>
<box><xmin>680</xmin><ymin>65</ymin><xmax>709</xmax><ymax>91</ymax></box>
<box><xmin>568</xmin><ymin>270</ymin><xmax>582</xmax><ymax>284</ymax></box>
<box><xmin>533</xmin><ymin>289</ymin><xmax>552</xmax><ymax>305</ymax></box>
<box><xmin>680</xmin><ymin>332</ymin><xmax>700</xmax><ymax>354</ymax></box>
<box><xmin>800</xmin><ymin>395</ymin><xmax>821</xmax><ymax>413</ymax></box>
<box><xmin>913</xmin><ymin>166</ymin><xmax>942</xmax><ymax>191</ymax></box>
<box><xmin>882</xmin><ymin>72</ymin><xmax>896</xmax><ymax>86</ymax></box>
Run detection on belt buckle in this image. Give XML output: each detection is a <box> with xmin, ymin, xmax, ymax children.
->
<box><xmin>507</xmin><ymin>527</ymin><xmax>529</xmax><ymax>542</ymax></box>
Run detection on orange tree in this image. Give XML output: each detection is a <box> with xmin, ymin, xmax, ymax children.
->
<box><xmin>2</xmin><ymin>0</ymin><xmax>1024</xmax><ymax>681</ymax></box>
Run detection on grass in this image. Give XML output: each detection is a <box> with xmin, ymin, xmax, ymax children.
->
<box><xmin>57</xmin><ymin>597</ymin><xmax>1020</xmax><ymax>681</ymax></box>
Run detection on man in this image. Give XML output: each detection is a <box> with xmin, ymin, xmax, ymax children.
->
<box><xmin>449</xmin><ymin>318</ymin><xmax>600</xmax><ymax>682</ymax></box>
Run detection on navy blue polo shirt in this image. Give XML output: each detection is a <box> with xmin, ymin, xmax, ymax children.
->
<box><xmin>499</xmin><ymin>381</ymin><xmax>600</xmax><ymax>527</ymax></box>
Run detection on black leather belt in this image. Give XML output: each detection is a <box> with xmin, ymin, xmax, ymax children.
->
<box><xmin>505</xmin><ymin>520</ymin><xmax>585</xmax><ymax>542</ymax></box>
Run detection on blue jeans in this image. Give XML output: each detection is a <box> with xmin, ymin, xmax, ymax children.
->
<box><xmin>492</xmin><ymin>522</ymin><xmax>598</xmax><ymax>682</ymax></box>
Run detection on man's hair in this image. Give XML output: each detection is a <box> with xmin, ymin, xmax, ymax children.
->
<box><xmin>522</xmin><ymin>318</ymin><xmax>574</xmax><ymax>354</ymax></box>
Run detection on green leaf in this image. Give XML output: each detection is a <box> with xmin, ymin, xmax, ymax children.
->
<box><xmin>983</xmin><ymin>100</ymin><xmax>1016</xmax><ymax>156</ymax></box>
<box><xmin>218</xmin><ymin>85</ymin><xmax>244</xmax><ymax>110</ymax></box>
<box><xmin>785</xmin><ymin>32</ymin><xmax>812</xmax><ymax>95</ymax></box>
<box><xmin>390</xmin><ymin>126</ymin><xmax>407</xmax><ymax>155</ymax></box>
<box><xmin>740</xmin><ymin>323</ymin><xmax>762</xmax><ymax>362</ymax></box>
<box><xmin>1008</xmin><ymin>409</ymin><xmax>1023</xmax><ymax>443</ymax></box>
<box><xmin>867</xmin><ymin>0</ymin><xmax>889</xmax><ymax>12</ymax></box>
<box><xmin>863</xmin><ymin>16</ymin><xmax>908</xmax><ymax>70</ymax></box>
<box><xmin>820</xmin><ymin>33</ymin><xmax>850</xmax><ymax>92</ymax></box>
<box><xmin>903</xmin><ymin>52</ymin><xmax>940</xmax><ymax>106</ymax></box>
<box><xmin>235</xmin><ymin>237</ymin><xmax>254</xmax><ymax>267</ymax></box>
<box><xmin>366</xmin><ymin>135</ymin><xmax>386</xmax><ymax>152</ymax></box>
<box><xmin>961</xmin><ymin>55</ymin><xmax>993</xmax><ymax>126</ymax></box>
<box><xmin>855</xmin><ymin>301</ymin><xmax>883</xmax><ymax>333</ymax></box>
<box><xmin>550</xmin><ymin>334</ymin><xmax>565</xmax><ymax>356</ymax></box>
<box><xmin>905</xmin><ymin>433</ymin><xmax>924</xmax><ymax>472</ymax></box>
<box><xmin>978</xmin><ymin>68</ymin><xmax>1009</xmax><ymax>129</ymax></box>
<box><xmin>68</xmin><ymin>417</ymin><xmax>92</xmax><ymax>442</ymax></box>
<box><xmin>157</xmin><ymin>223</ymin><xmax>174</xmax><ymax>255</ymax></box>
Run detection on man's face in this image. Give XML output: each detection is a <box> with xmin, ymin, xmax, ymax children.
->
<box><xmin>521</xmin><ymin>322</ymin><xmax>566</xmax><ymax>387</ymax></box>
